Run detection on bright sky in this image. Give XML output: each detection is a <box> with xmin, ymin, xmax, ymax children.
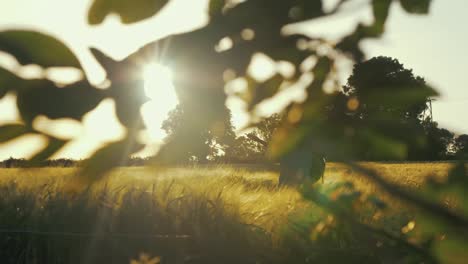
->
<box><xmin>0</xmin><ymin>0</ymin><xmax>467</xmax><ymax>159</ymax></box>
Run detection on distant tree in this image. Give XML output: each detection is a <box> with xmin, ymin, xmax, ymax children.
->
<box><xmin>246</xmin><ymin>114</ymin><xmax>283</xmax><ymax>154</ymax></box>
<box><xmin>453</xmin><ymin>134</ymin><xmax>468</xmax><ymax>159</ymax></box>
<box><xmin>216</xmin><ymin>113</ymin><xmax>283</xmax><ymax>163</ymax></box>
<box><xmin>344</xmin><ymin>56</ymin><xmax>430</xmax><ymax>122</ymax></box>
<box><xmin>422</xmin><ymin>119</ymin><xmax>455</xmax><ymax>160</ymax></box>
<box><xmin>343</xmin><ymin>56</ymin><xmax>446</xmax><ymax>161</ymax></box>
<box><xmin>160</xmin><ymin>104</ymin><xmax>236</xmax><ymax>163</ymax></box>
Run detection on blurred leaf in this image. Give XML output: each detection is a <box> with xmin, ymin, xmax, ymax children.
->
<box><xmin>89</xmin><ymin>48</ymin><xmax>149</xmax><ymax>129</ymax></box>
<box><xmin>0</xmin><ymin>124</ymin><xmax>29</xmax><ymax>143</ymax></box>
<box><xmin>362</xmin><ymin>129</ymin><xmax>408</xmax><ymax>159</ymax></box>
<box><xmin>88</xmin><ymin>0</ymin><xmax>169</xmax><ymax>24</ymax></box>
<box><xmin>209</xmin><ymin>0</ymin><xmax>226</xmax><ymax>17</ymax></box>
<box><xmin>268</xmin><ymin>124</ymin><xmax>309</xmax><ymax>160</ymax></box>
<box><xmin>0</xmin><ymin>66</ymin><xmax>21</xmax><ymax>98</ymax></box>
<box><xmin>16</xmin><ymin>79</ymin><xmax>105</xmax><ymax>124</ymax></box>
<box><xmin>400</xmin><ymin>0</ymin><xmax>431</xmax><ymax>14</ymax></box>
<box><xmin>371</xmin><ymin>0</ymin><xmax>392</xmax><ymax>34</ymax></box>
<box><xmin>0</xmin><ymin>30</ymin><xmax>81</xmax><ymax>68</ymax></box>
<box><xmin>360</xmin><ymin>84</ymin><xmax>438</xmax><ymax>109</ymax></box>
<box><xmin>336</xmin><ymin>0</ymin><xmax>391</xmax><ymax>62</ymax></box>
<box><xmin>296</xmin><ymin>0</ymin><xmax>324</xmax><ymax>20</ymax></box>
<box><xmin>112</xmin><ymin>80</ymin><xmax>149</xmax><ymax>129</ymax></box>
<box><xmin>367</xmin><ymin>195</ymin><xmax>387</xmax><ymax>210</ymax></box>
<box><xmin>29</xmin><ymin>136</ymin><xmax>68</xmax><ymax>165</ymax></box>
<box><xmin>247</xmin><ymin>74</ymin><xmax>283</xmax><ymax>110</ymax></box>
<box><xmin>89</xmin><ymin>47</ymin><xmax>118</xmax><ymax>74</ymax></box>
<box><xmin>434</xmin><ymin>237</ymin><xmax>468</xmax><ymax>264</ymax></box>
<box><xmin>81</xmin><ymin>138</ymin><xmax>144</xmax><ymax>181</ymax></box>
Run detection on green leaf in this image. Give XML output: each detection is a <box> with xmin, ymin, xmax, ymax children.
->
<box><xmin>29</xmin><ymin>136</ymin><xmax>68</xmax><ymax>165</ymax></box>
<box><xmin>0</xmin><ymin>66</ymin><xmax>21</xmax><ymax>99</ymax></box>
<box><xmin>400</xmin><ymin>0</ymin><xmax>431</xmax><ymax>14</ymax></box>
<box><xmin>88</xmin><ymin>0</ymin><xmax>169</xmax><ymax>24</ymax></box>
<box><xmin>360</xmin><ymin>84</ymin><xmax>438</xmax><ymax>109</ymax></box>
<box><xmin>361</xmin><ymin>129</ymin><xmax>408</xmax><ymax>160</ymax></box>
<box><xmin>0</xmin><ymin>30</ymin><xmax>81</xmax><ymax>68</ymax></box>
<box><xmin>247</xmin><ymin>74</ymin><xmax>284</xmax><ymax>110</ymax></box>
<box><xmin>434</xmin><ymin>237</ymin><xmax>468</xmax><ymax>264</ymax></box>
<box><xmin>336</xmin><ymin>0</ymin><xmax>391</xmax><ymax>62</ymax></box>
<box><xmin>209</xmin><ymin>0</ymin><xmax>226</xmax><ymax>17</ymax></box>
<box><xmin>371</xmin><ymin>0</ymin><xmax>392</xmax><ymax>34</ymax></box>
<box><xmin>111</xmin><ymin>80</ymin><xmax>149</xmax><ymax>129</ymax></box>
<box><xmin>81</xmin><ymin>138</ymin><xmax>144</xmax><ymax>181</ymax></box>
<box><xmin>16</xmin><ymin>79</ymin><xmax>105</xmax><ymax>124</ymax></box>
<box><xmin>0</xmin><ymin>124</ymin><xmax>29</xmax><ymax>143</ymax></box>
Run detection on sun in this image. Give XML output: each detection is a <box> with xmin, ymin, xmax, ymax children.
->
<box><xmin>140</xmin><ymin>63</ymin><xmax>179</xmax><ymax>143</ymax></box>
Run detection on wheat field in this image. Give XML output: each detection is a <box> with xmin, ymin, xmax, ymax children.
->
<box><xmin>0</xmin><ymin>162</ymin><xmax>456</xmax><ymax>263</ymax></box>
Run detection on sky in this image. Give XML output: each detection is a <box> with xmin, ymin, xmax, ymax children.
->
<box><xmin>0</xmin><ymin>0</ymin><xmax>467</xmax><ymax>159</ymax></box>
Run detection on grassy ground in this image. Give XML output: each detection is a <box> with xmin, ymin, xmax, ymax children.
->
<box><xmin>0</xmin><ymin>163</ymin><xmax>456</xmax><ymax>263</ymax></box>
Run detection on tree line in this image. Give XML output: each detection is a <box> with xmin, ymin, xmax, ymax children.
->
<box><xmin>160</xmin><ymin>56</ymin><xmax>468</xmax><ymax>163</ymax></box>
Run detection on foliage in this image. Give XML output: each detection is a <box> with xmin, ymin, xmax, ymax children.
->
<box><xmin>3</xmin><ymin>0</ymin><xmax>468</xmax><ymax>263</ymax></box>
<box><xmin>344</xmin><ymin>56</ymin><xmax>432</xmax><ymax>122</ymax></box>
<box><xmin>221</xmin><ymin>113</ymin><xmax>283</xmax><ymax>163</ymax></box>
<box><xmin>453</xmin><ymin>134</ymin><xmax>468</xmax><ymax>159</ymax></box>
<box><xmin>342</xmin><ymin>56</ymin><xmax>454</xmax><ymax>161</ymax></box>
<box><xmin>159</xmin><ymin>104</ymin><xmax>236</xmax><ymax>163</ymax></box>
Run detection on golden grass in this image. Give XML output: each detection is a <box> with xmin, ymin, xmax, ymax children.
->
<box><xmin>0</xmin><ymin>162</ymin><xmax>455</xmax><ymax>234</ymax></box>
<box><xmin>0</xmin><ymin>162</ymin><xmax>457</xmax><ymax>263</ymax></box>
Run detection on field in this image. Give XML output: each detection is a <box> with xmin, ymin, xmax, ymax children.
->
<box><xmin>0</xmin><ymin>162</ymin><xmax>457</xmax><ymax>263</ymax></box>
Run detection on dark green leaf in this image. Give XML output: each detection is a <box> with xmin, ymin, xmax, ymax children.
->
<box><xmin>81</xmin><ymin>138</ymin><xmax>144</xmax><ymax>181</ymax></box>
<box><xmin>360</xmin><ymin>84</ymin><xmax>438</xmax><ymax>109</ymax></box>
<box><xmin>29</xmin><ymin>136</ymin><xmax>68</xmax><ymax>165</ymax></box>
<box><xmin>247</xmin><ymin>74</ymin><xmax>284</xmax><ymax>110</ymax></box>
<box><xmin>0</xmin><ymin>30</ymin><xmax>81</xmax><ymax>68</ymax></box>
<box><xmin>209</xmin><ymin>0</ymin><xmax>226</xmax><ymax>17</ymax></box>
<box><xmin>88</xmin><ymin>0</ymin><xmax>169</xmax><ymax>24</ymax></box>
<box><xmin>0</xmin><ymin>124</ymin><xmax>29</xmax><ymax>143</ymax></box>
<box><xmin>360</xmin><ymin>129</ymin><xmax>408</xmax><ymax>159</ymax></box>
<box><xmin>400</xmin><ymin>0</ymin><xmax>431</xmax><ymax>14</ymax></box>
<box><xmin>336</xmin><ymin>0</ymin><xmax>391</xmax><ymax>62</ymax></box>
<box><xmin>16</xmin><ymin>79</ymin><xmax>105</xmax><ymax>124</ymax></box>
<box><xmin>372</xmin><ymin>0</ymin><xmax>392</xmax><ymax>34</ymax></box>
<box><xmin>0</xmin><ymin>66</ymin><xmax>21</xmax><ymax>98</ymax></box>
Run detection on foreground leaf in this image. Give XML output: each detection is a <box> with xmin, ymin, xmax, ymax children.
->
<box><xmin>0</xmin><ymin>30</ymin><xmax>81</xmax><ymax>68</ymax></box>
<box><xmin>28</xmin><ymin>136</ymin><xmax>68</xmax><ymax>166</ymax></box>
<box><xmin>80</xmin><ymin>138</ymin><xmax>144</xmax><ymax>182</ymax></box>
<box><xmin>400</xmin><ymin>0</ymin><xmax>432</xmax><ymax>14</ymax></box>
<box><xmin>0</xmin><ymin>124</ymin><xmax>29</xmax><ymax>143</ymax></box>
<box><xmin>88</xmin><ymin>0</ymin><xmax>169</xmax><ymax>24</ymax></box>
<box><xmin>0</xmin><ymin>66</ymin><xmax>21</xmax><ymax>98</ymax></box>
<box><xmin>16</xmin><ymin>79</ymin><xmax>105</xmax><ymax>124</ymax></box>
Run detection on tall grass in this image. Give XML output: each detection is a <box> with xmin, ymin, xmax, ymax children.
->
<box><xmin>0</xmin><ymin>163</ymin><xmax>454</xmax><ymax>263</ymax></box>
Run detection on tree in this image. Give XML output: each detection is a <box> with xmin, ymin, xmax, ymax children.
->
<box><xmin>344</xmin><ymin>56</ymin><xmax>430</xmax><ymax>122</ymax></box>
<box><xmin>160</xmin><ymin>104</ymin><xmax>236</xmax><ymax>163</ymax></box>
<box><xmin>421</xmin><ymin>119</ymin><xmax>455</xmax><ymax>160</ymax></box>
<box><xmin>453</xmin><ymin>134</ymin><xmax>468</xmax><ymax>159</ymax></box>
<box><xmin>221</xmin><ymin>113</ymin><xmax>283</xmax><ymax>163</ymax></box>
<box><xmin>342</xmin><ymin>56</ymin><xmax>448</xmax><ymax>161</ymax></box>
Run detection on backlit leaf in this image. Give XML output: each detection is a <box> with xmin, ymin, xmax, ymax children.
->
<box><xmin>0</xmin><ymin>30</ymin><xmax>81</xmax><ymax>68</ymax></box>
<box><xmin>16</xmin><ymin>79</ymin><xmax>105</xmax><ymax>124</ymax></box>
<box><xmin>0</xmin><ymin>124</ymin><xmax>29</xmax><ymax>143</ymax></box>
<box><xmin>400</xmin><ymin>0</ymin><xmax>431</xmax><ymax>14</ymax></box>
<box><xmin>0</xmin><ymin>66</ymin><xmax>21</xmax><ymax>98</ymax></box>
<box><xmin>81</xmin><ymin>138</ymin><xmax>144</xmax><ymax>181</ymax></box>
<box><xmin>247</xmin><ymin>74</ymin><xmax>283</xmax><ymax>110</ymax></box>
<box><xmin>29</xmin><ymin>136</ymin><xmax>68</xmax><ymax>165</ymax></box>
<box><xmin>88</xmin><ymin>0</ymin><xmax>169</xmax><ymax>24</ymax></box>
